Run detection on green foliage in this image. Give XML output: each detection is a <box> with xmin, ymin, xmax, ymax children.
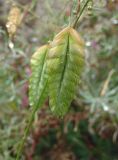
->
<box><xmin>47</xmin><ymin>27</ymin><xmax>85</xmax><ymax>117</ymax></box>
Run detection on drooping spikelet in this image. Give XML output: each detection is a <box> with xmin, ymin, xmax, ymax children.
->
<box><xmin>6</xmin><ymin>5</ymin><xmax>22</xmax><ymax>39</ymax></box>
<box><xmin>47</xmin><ymin>27</ymin><xmax>85</xmax><ymax>117</ymax></box>
<box><xmin>29</xmin><ymin>45</ymin><xmax>50</xmax><ymax>109</ymax></box>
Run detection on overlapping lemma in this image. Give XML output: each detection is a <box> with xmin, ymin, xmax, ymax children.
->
<box><xmin>47</xmin><ymin>27</ymin><xmax>85</xmax><ymax>117</ymax></box>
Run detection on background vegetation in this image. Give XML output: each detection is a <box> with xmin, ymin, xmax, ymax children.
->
<box><xmin>0</xmin><ymin>0</ymin><xmax>118</xmax><ymax>159</ymax></box>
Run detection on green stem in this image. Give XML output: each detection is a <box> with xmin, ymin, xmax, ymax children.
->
<box><xmin>16</xmin><ymin>106</ymin><xmax>37</xmax><ymax>160</ymax></box>
<box><xmin>16</xmin><ymin>80</ymin><xmax>48</xmax><ymax>160</ymax></box>
<box><xmin>72</xmin><ymin>0</ymin><xmax>91</xmax><ymax>28</ymax></box>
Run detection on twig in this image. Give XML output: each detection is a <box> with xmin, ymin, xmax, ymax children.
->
<box><xmin>16</xmin><ymin>106</ymin><xmax>38</xmax><ymax>160</ymax></box>
<box><xmin>16</xmin><ymin>80</ymin><xmax>48</xmax><ymax>160</ymax></box>
<box><xmin>72</xmin><ymin>0</ymin><xmax>91</xmax><ymax>28</ymax></box>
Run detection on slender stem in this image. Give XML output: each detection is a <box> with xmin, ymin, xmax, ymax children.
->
<box><xmin>16</xmin><ymin>80</ymin><xmax>48</xmax><ymax>160</ymax></box>
<box><xmin>72</xmin><ymin>0</ymin><xmax>91</xmax><ymax>28</ymax></box>
<box><xmin>16</xmin><ymin>106</ymin><xmax>37</xmax><ymax>160</ymax></box>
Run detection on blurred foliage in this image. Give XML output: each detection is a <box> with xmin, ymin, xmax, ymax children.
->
<box><xmin>0</xmin><ymin>0</ymin><xmax>118</xmax><ymax>160</ymax></box>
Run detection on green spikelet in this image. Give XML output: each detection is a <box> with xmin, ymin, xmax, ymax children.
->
<box><xmin>29</xmin><ymin>45</ymin><xmax>50</xmax><ymax>109</ymax></box>
<box><xmin>47</xmin><ymin>27</ymin><xmax>85</xmax><ymax>117</ymax></box>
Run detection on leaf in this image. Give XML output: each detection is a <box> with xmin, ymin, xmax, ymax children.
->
<box><xmin>29</xmin><ymin>45</ymin><xmax>50</xmax><ymax>109</ymax></box>
<box><xmin>47</xmin><ymin>27</ymin><xmax>85</xmax><ymax>117</ymax></box>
